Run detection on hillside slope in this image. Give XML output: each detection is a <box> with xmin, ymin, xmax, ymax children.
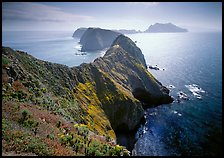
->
<box><xmin>2</xmin><ymin>35</ymin><xmax>173</xmax><ymax>156</ymax></box>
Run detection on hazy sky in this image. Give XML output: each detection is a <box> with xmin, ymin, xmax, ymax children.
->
<box><xmin>2</xmin><ymin>2</ymin><xmax>222</xmax><ymax>32</ymax></box>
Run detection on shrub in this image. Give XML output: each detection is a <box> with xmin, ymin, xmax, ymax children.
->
<box><xmin>105</xmin><ymin>135</ymin><xmax>111</xmax><ymax>142</ymax></box>
<box><xmin>20</xmin><ymin>109</ymin><xmax>39</xmax><ymax>129</ymax></box>
<box><xmin>11</xmin><ymin>90</ymin><xmax>27</xmax><ymax>101</ymax></box>
<box><xmin>47</xmin><ymin>134</ymin><xmax>55</xmax><ymax>140</ymax></box>
<box><xmin>60</xmin><ymin>134</ymin><xmax>73</xmax><ymax>146</ymax></box>
<box><xmin>41</xmin><ymin>87</ymin><xmax>47</xmax><ymax>93</ymax></box>
<box><xmin>2</xmin><ymin>56</ymin><xmax>10</xmax><ymax>65</ymax></box>
<box><xmin>109</xmin><ymin>147</ymin><xmax>117</xmax><ymax>156</ymax></box>
<box><xmin>123</xmin><ymin>149</ymin><xmax>130</xmax><ymax>156</ymax></box>
<box><xmin>87</xmin><ymin>146</ymin><xmax>97</xmax><ymax>156</ymax></box>
<box><xmin>17</xmin><ymin>90</ymin><xmax>27</xmax><ymax>101</ymax></box>
<box><xmin>22</xmin><ymin>119</ymin><xmax>39</xmax><ymax>129</ymax></box>
<box><xmin>95</xmin><ymin>150</ymin><xmax>103</xmax><ymax>156</ymax></box>
<box><xmin>21</xmin><ymin>109</ymin><xmax>31</xmax><ymax>121</ymax></box>
<box><xmin>3</xmin><ymin>130</ymin><xmax>52</xmax><ymax>156</ymax></box>
<box><xmin>2</xmin><ymin>119</ymin><xmax>11</xmax><ymax>135</ymax></box>
<box><xmin>115</xmin><ymin>145</ymin><xmax>123</xmax><ymax>155</ymax></box>
<box><xmin>56</xmin><ymin>121</ymin><xmax>61</xmax><ymax>128</ymax></box>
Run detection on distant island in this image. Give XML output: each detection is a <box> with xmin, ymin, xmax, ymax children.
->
<box><xmin>73</xmin><ymin>23</ymin><xmax>188</xmax><ymax>39</ymax></box>
<box><xmin>73</xmin><ymin>28</ymin><xmax>140</xmax><ymax>38</ymax></box>
<box><xmin>79</xmin><ymin>27</ymin><xmax>121</xmax><ymax>52</ymax></box>
<box><xmin>144</xmin><ymin>23</ymin><xmax>188</xmax><ymax>33</ymax></box>
<box><xmin>73</xmin><ymin>23</ymin><xmax>188</xmax><ymax>52</ymax></box>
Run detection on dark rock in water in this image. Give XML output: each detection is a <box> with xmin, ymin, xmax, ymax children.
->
<box><xmin>80</xmin><ymin>27</ymin><xmax>121</xmax><ymax>52</ymax></box>
<box><xmin>75</xmin><ymin>52</ymin><xmax>87</xmax><ymax>55</ymax></box>
<box><xmin>145</xmin><ymin>23</ymin><xmax>188</xmax><ymax>33</ymax></box>
<box><xmin>148</xmin><ymin>65</ymin><xmax>160</xmax><ymax>70</ymax></box>
<box><xmin>72</xmin><ymin>27</ymin><xmax>87</xmax><ymax>38</ymax></box>
<box><xmin>177</xmin><ymin>91</ymin><xmax>189</xmax><ymax>100</ymax></box>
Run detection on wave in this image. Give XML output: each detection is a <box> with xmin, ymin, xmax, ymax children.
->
<box><xmin>172</xmin><ymin>110</ymin><xmax>182</xmax><ymax>116</ymax></box>
<box><xmin>167</xmin><ymin>85</ymin><xmax>175</xmax><ymax>89</ymax></box>
<box><xmin>185</xmin><ymin>84</ymin><xmax>205</xmax><ymax>99</ymax></box>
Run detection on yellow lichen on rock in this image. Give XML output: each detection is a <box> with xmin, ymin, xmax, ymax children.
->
<box><xmin>74</xmin><ymin>82</ymin><xmax>116</xmax><ymax>140</ymax></box>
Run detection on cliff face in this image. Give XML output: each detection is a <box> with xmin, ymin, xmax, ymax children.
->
<box><xmin>111</xmin><ymin>35</ymin><xmax>147</xmax><ymax>68</ymax></box>
<box><xmin>2</xmin><ymin>35</ymin><xmax>173</xmax><ymax>155</ymax></box>
<box><xmin>72</xmin><ymin>27</ymin><xmax>87</xmax><ymax>38</ymax></box>
<box><xmin>80</xmin><ymin>28</ymin><xmax>121</xmax><ymax>52</ymax></box>
<box><xmin>94</xmin><ymin>35</ymin><xmax>173</xmax><ymax>108</ymax></box>
<box><xmin>145</xmin><ymin>23</ymin><xmax>188</xmax><ymax>33</ymax></box>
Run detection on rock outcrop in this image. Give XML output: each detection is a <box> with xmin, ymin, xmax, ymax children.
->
<box><xmin>80</xmin><ymin>27</ymin><xmax>121</xmax><ymax>52</ymax></box>
<box><xmin>72</xmin><ymin>27</ymin><xmax>87</xmax><ymax>38</ymax></box>
<box><xmin>145</xmin><ymin>23</ymin><xmax>188</xmax><ymax>33</ymax></box>
<box><xmin>111</xmin><ymin>35</ymin><xmax>147</xmax><ymax>68</ymax></box>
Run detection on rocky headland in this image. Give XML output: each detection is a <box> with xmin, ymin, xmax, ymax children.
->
<box><xmin>2</xmin><ymin>34</ymin><xmax>173</xmax><ymax>155</ymax></box>
<box><xmin>72</xmin><ymin>27</ymin><xmax>87</xmax><ymax>38</ymax></box>
<box><xmin>79</xmin><ymin>28</ymin><xmax>121</xmax><ymax>52</ymax></box>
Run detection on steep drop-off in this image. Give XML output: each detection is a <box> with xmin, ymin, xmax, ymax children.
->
<box><xmin>80</xmin><ymin>28</ymin><xmax>121</xmax><ymax>52</ymax></box>
<box><xmin>72</xmin><ymin>27</ymin><xmax>87</xmax><ymax>38</ymax></box>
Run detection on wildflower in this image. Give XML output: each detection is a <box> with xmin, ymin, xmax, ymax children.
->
<box><xmin>60</xmin><ymin>134</ymin><xmax>64</xmax><ymax>138</ymax></box>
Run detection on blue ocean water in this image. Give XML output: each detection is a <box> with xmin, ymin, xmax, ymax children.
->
<box><xmin>128</xmin><ymin>32</ymin><xmax>222</xmax><ymax>156</ymax></box>
<box><xmin>2</xmin><ymin>31</ymin><xmax>222</xmax><ymax>156</ymax></box>
<box><xmin>2</xmin><ymin>31</ymin><xmax>106</xmax><ymax>67</ymax></box>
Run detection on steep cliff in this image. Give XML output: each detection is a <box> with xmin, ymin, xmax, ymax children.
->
<box><xmin>80</xmin><ymin>27</ymin><xmax>121</xmax><ymax>52</ymax></box>
<box><xmin>111</xmin><ymin>35</ymin><xmax>147</xmax><ymax>68</ymax></box>
<box><xmin>72</xmin><ymin>27</ymin><xmax>87</xmax><ymax>38</ymax></box>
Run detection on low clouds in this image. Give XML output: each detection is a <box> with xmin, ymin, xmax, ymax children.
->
<box><xmin>3</xmin><ymin>2</ymin><xmax>93</xmax><ymax>22</ymax></box>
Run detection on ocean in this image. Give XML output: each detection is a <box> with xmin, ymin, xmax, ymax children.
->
<box><xmin>2</xmin><ymin>31</ymin><xmax>106</xmax><ymax>67</ymax></box>
<box><xmin>2</xmin><ymin>31</ymin><xmax>222</xmax><ymax>156</ymax></box>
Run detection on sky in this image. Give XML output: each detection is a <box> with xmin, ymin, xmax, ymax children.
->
<box><xmin>2</xmin><ymin>2</ymin><xmax>222</xmax><ymax>32</ymax></box>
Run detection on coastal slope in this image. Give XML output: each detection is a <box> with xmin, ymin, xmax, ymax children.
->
<box><xmin>2</xmin><ymin>35</ymin><xmax>173</xmax><ymax>156</ymax></box>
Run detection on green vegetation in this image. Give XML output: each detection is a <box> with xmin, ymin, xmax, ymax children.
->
<box><xmin>3</xmin><ymin>44</ymin><xmax>154</xmax><ymax>156</ymax></box>
<box><xmin>75</xmin><ymin>81</ymin><xmax>116</xmax><ymax>139</ymax></box>
<box><xmin>3</xmin><ymin>130</ymin><xmax>52</xmax><ymax>156</ymax></box>
<box><xmin>19</xmin><ymin>109</ymin><xmax>39</xmax><ymax>129</ymax></box>
<box><xmin>2</xmin><ymin>56</ymin><xmax>11</xmax><ymax>65</ymax></box>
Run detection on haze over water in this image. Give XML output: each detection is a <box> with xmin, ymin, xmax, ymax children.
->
<box><xmin>2</xmin><ymin>30</ymin><xmax>222</xmax><ymax>156</ymax></box>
